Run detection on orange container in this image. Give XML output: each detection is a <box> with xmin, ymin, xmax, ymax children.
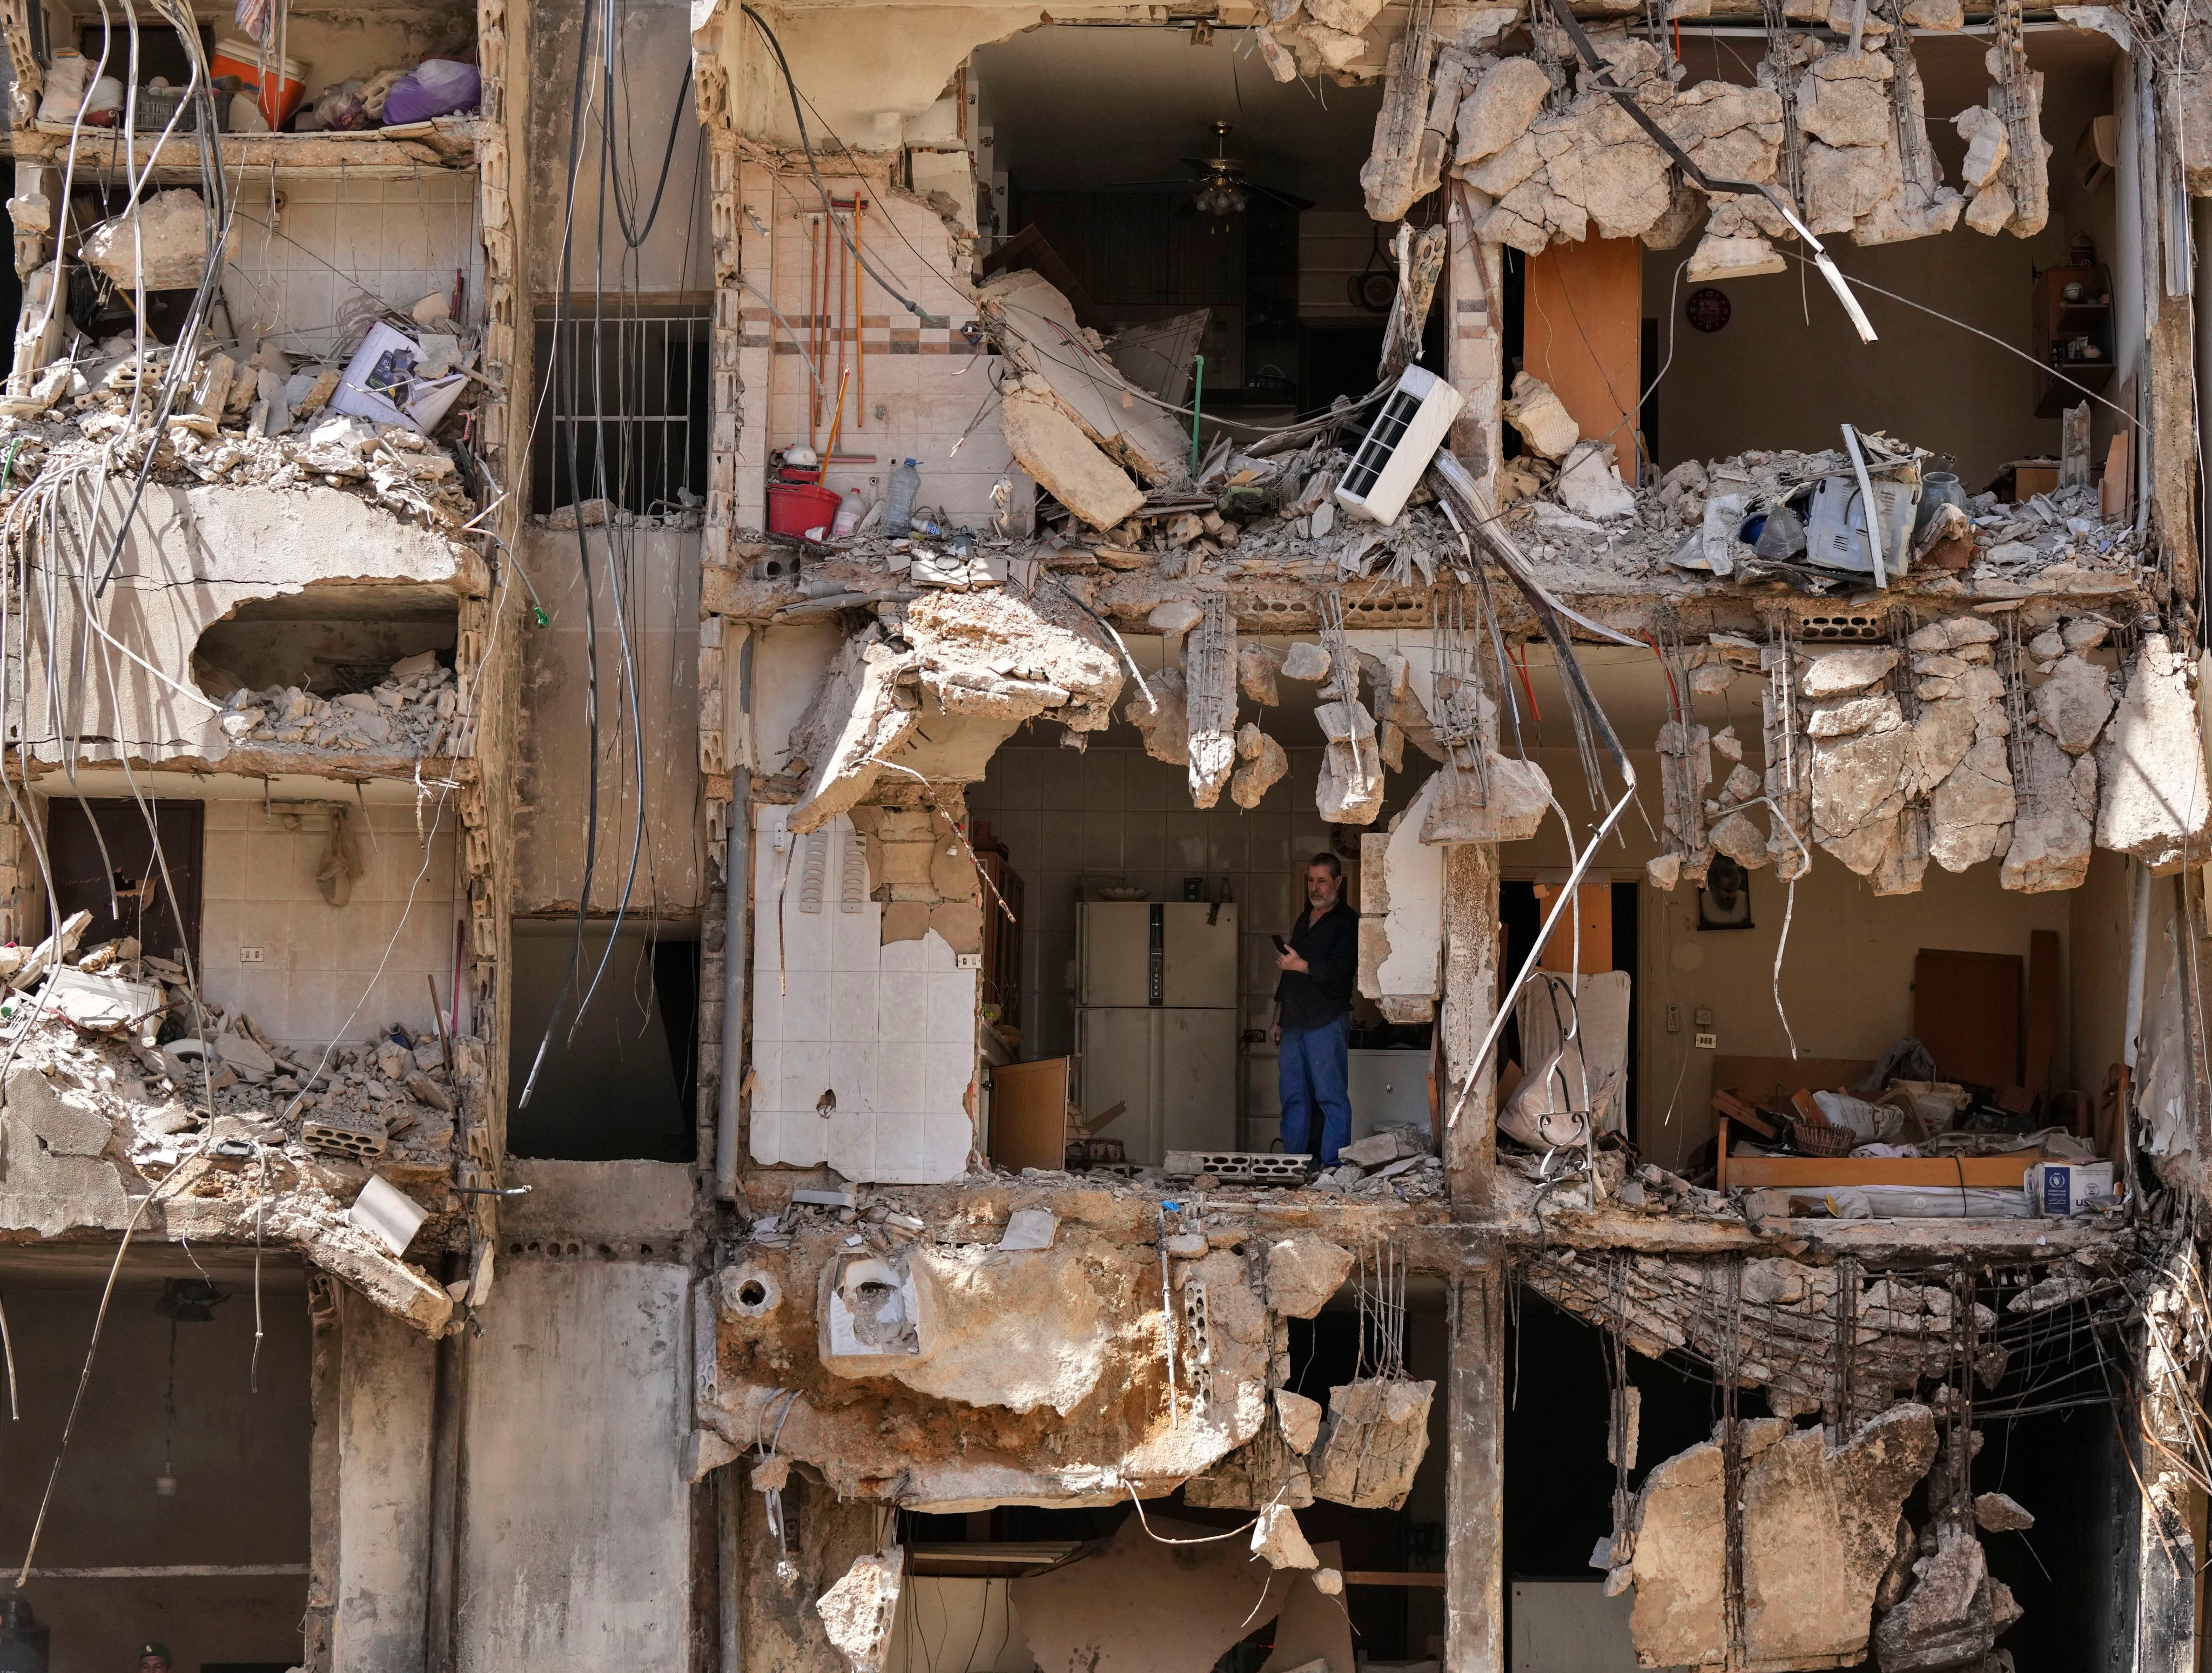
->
<box><xmin>211</xmin><ymin>37</ymin><xmax>308</xmax><ymax>129</ymax></box>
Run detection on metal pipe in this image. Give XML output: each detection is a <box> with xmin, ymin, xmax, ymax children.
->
<box><xmin>716</xmin><ymin>778</ymin><xmax>752</xmax><ymax>1203</ymax></box>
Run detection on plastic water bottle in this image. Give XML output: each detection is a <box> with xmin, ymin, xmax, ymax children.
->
<box><xmin>883</xmin><ymin>458</ymin><xmax>921</xmax><ymax>536</ymax></box>
<box><xmin>830</xmin><ymin>490</ymin><xmax>864</xmax><ymax>539</ymax></box>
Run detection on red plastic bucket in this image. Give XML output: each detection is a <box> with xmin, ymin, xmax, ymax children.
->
<box><xmin>767</xmin><ymin>482</ymin><xmax>841</xmax><ymax>538</ymax></box>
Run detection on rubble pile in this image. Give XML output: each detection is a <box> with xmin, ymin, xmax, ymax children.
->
<box><xmin>0</xmin><ymin>913</ymin><xmax>465</xmax><ymax>1330</ymax></box>
<box><xmin>216</xmin><ymin>650</ymin><xmax>461</xmax><ymax>758</ymax></box>
<box><xmin>0</xmin><ymin>329</ymin><xmax>475</xmax><ymax>534</ymax></box>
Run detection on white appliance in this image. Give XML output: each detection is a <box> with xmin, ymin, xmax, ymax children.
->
<box><xmin>1074</xmin><ymin>901</ymin><xmax>1240</xmax><ymax>1165</ymax></box>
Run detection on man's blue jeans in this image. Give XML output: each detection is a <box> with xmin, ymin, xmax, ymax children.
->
<box><xmin>1279</xmin><ymin>1013</ymin><xmax>1352</xmax><ymax>1166</ymax></box>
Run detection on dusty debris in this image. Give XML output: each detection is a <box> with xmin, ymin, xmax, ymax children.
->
<box><xmin>217</xmin><ymin>656</ymin><xmax>460</xmax><ymax>758</ymax></box>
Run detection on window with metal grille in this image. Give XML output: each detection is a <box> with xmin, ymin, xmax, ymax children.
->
<box><xmin>530</xmin><ymin>307</ymin><xmax>709</xmax><ymax>517</ymax></box>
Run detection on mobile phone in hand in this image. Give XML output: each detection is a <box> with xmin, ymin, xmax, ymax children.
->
<box><xmin>1270</xmin><ymin>934</ymin><xmax>1289</xmax><ymax>954</ymax></box>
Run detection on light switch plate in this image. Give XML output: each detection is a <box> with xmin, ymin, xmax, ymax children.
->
<box><xmin>955</xmin><ymin>952</ymin><xmax>982</xmax><ymax>970</ymax></box>
<box><xmin>1695</xmin><ymin>1031</ymin><xmax>1717</xmax><ymax>1050</ymax></box>
<box><xmin>238</xmin><ymin>947</ymin><xmax>265</xmax><ymax>963</ymax></box>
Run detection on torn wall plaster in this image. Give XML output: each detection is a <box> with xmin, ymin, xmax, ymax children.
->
<box><xmin>706</xmin><ymin>1202</ymin><xmax>1291</xmax><ymax>1508</ymax></box>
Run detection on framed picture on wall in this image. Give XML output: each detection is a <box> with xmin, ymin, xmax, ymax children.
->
<box><xmin>1698</xmin><ymin>856</ymin><xmax>1753</xmax><ymax>930</ymax></box>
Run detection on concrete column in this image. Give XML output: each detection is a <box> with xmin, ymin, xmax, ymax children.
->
<box><xmin>1444</xmin><ymin>1258</ymin><xmax>1507</xmax><ymax>1673</ymax></box>
<box><xmin>2133</xmin><ymin>1252</ymin><xmax>2202</xmax><ymax>1672</ymax></box>
<box><xmin>1440</xmin><ymin>841</ymin><xmax>1500</xmax><ymax>1212</ymax></box>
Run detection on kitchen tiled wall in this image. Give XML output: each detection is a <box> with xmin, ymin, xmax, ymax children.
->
<box><xmin>748</xmin><ymin>804</ymin><xmax>976</xmax><ymax>1183</ymax></box>
<box><xmin>754</xmin><ymin>171</ymin><xmax>1019</xmax><ymax>524</ymax></box>
<box><xmin>223</xmin><ymin>171</ymin><xmax>484</xmax><ymax>362</ymax></box>
<box><xmin>198</xmin><ymin>797</ymin><xmax>460</xmax><ymax>1053</ymax></box>
<box><xmin>967</xmin><ymin>745</ymin><xmax>1350</xmax><ymax>1134</ymax></box>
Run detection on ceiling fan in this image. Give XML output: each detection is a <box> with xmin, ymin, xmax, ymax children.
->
<box><xmin>1106</xmin><ymin>121</ymin><xmax>1316</xmax><ymax>217</ymax></box>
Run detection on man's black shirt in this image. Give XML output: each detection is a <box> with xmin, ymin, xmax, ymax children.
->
<box><xmin>1275</xmin><ymin>899</ymin><xmax>1356</xmax><ymax>1031</ymax></box>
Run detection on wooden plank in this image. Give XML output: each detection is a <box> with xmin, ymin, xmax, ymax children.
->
<box><xmin>987</xmin><ymin>1058</ymin><xmax>1070</xmax><ymax>1172</ymax></box>
<box><xmin>1343</xmin><ymin>1571</ymin><xmax>1448</xmax><ymax>1588</ymax></box>
<box><xmin>1724</xmin><ymin>1155</ymin><xmax>2049</xmax><ymax>1188</ymax></box>
<box><xmin>1522</xmin><ymin>236</ymin><xmax>1642</xmax><ymax>460</ymax></box>
<box><xmin>2026</xmin><ymin>929</ymin><xmax>2060</xmax><ymax>1094</ymax></box>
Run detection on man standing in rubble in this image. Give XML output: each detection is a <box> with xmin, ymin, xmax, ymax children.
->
<box><xmin>1272</xmin><ymin>852</ymin><xmax>1356</xmax><ymax>1169</ymax></box>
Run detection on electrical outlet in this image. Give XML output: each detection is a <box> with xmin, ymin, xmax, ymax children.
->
<box><xmin>1693</xmin><ymin>1006</ymin><xmax>1715</xmax><ymax>1028</ymax></box>
<box><xmin>1695</xmin><ymin>1030</ymin><xmax>1717</xmax><ymax>1050</ymax></box>
<box><xmin>954</xmin><ymin>952</ymin><xmax>982</xmax><ymax>970</ymax></box>
<box><xmin>238</xmin><ymin>947</ymin><xmax>265</xmax><ymax>964</ymax></box>
<box><xmin>1665</xmin><ymin>1005</ymin><xmax>1681</xmax><ymax>1034</ymax></box>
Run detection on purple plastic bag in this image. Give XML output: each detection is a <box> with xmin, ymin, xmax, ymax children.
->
<box><xmin>380</xmin><ymin>58</ymin><xmax>479</xmax><ymax>124</ymax></box>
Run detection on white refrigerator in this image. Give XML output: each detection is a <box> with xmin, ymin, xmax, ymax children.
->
<box><xmin>1074</xmin><ymin>901</ymin><xmax>1240</xmax><ymax>1165</ymax></box>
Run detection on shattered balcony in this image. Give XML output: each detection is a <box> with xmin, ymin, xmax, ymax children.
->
<box><xmin>0</xmin><ymin>907</ymin><xmax>470</xmax><ymax>1334</ymax></box>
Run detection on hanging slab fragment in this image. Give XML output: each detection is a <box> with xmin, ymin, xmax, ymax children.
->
<box><xmin>1870</xmin><ymin>1528</ymin><xmax>1999</xmax><ymax>1672</ymax></box>
<box><xmin>2001</xmin><ymin>731</ymin><xmax>2095</xmax><ymax>893</ymax></box>
<box><xmin>1928</xmin><ymin>735</ymin><xmax>2016</xmax><ymax>873</ymax></box>
<box><xmin>1000</xmin><ymin>392</ymin><xmax>1146</xmax><ymax>531</ymax></box>
<box><xmin>785</xmin><ymin>632</ymin><xmax>923</xmax><ymax>837</ymax></box>
<box><xmin>2096</xmin><ymin>632</ymin><xmax>2212</xmax><ymax>872</ymax></box>
<box><xmin>1266</xmin><ymin>1234</ymin><xmax>1355</xmax><ymax>1319</ymax></box>
<box><xmin>1186</xmin><ymin>596</ymin><xmax>1239</xmax><ymax>809</ymax></box>
<box><xmin>817</xmin><ymin>1546</ymin><xmax>904</xmax><ymax>1673</ymax></box>
<box><xmin>1307</xmin><ymin>1378</ymin><xmax>1435</xmax><ymax>1510</ymax></box>
<box><xmin>1240</xmin><ymin>642</ymin><xmax>1285</xmax><ymax>705</ymax></box>
<box><xmin>1423</xmin><ymin>749</ymin><xmax>1550</xmax><ymax>844</ymax></box>
<box><xmin>1628</xmin><ymin>1405</ymin><xmax>1938</xmax><ymax>1672</ymax></box>
<box><xmin>1232</xmin><ymin>724</ymin><xmax>1290</xmax><ymax>809</ymax></box>
<box><xmin>2032</xmin><ymin>652</ymin><xmax>2114</xmax><ymax>753</ymax></box>
<box><xmin>981</xmin><ymin>271</ymin><xmax>1190</xmax><ymax>485</ymax></box>
<box><xmin>1127</xmin><ymin>665</ymin><xmax>1191</xmax><ymax>766</ymax></box>
<box><xmin>1252</xmin><ymin>1502</ymin><xmax>1320</xmax><ymax>1570</ymax></box>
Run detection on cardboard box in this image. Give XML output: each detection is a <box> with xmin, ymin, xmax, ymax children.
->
<box><xmin>2024</xmin><ymin>1160</ymin><xmax>2114</xmax><ymax>1216</ymax></box>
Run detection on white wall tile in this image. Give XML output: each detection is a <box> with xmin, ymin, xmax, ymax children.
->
<box><xmin>748</xmin><ymin>802</ymin><xmax>971</xmax><ymax>1183</ymax></box>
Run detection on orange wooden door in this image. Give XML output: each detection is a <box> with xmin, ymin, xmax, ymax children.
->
<box><xmin>1523</xmin><ymin>237</ymin><xmax>1643</xmax><ymax>467</ymax></box>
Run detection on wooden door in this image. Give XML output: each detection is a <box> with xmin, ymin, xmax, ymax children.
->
<box><xmin>1913</xmin><ymin>948</ymin><xmax>2023</xmax><ymax>1089</ymax></box>
<box><xmin>1523</xmin><ymin>237</ymin><xmax>1643</xmax><ymax>462</ymax></box>
<box><xmin>45</xmin><ymin>797</ymin><xmax>204</xmax><ymax>967</ymax></box>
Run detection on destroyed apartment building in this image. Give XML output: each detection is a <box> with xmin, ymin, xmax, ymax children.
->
<box><xmin>0</xmin><ymin>0</ymin><xmax>2205</xmax><ymax>1666</ymax></box>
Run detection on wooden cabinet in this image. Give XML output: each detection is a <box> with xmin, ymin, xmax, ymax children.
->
<box><xmin>2031</xmin><ymin>264</ymin><xmax>2115</xmax><ymax>419</ymax></box>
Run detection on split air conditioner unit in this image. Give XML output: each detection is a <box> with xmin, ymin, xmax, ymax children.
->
<box><xmin>1334</xmin><ymin>365</ymin><xmax>1465</xmax><ymax>528</ymax></box>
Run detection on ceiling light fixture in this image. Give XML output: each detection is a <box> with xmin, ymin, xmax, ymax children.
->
<box><xmin>1194</xmin><ymin>178</ymin><xmax>1247</xmax><ymax>217</ymax></box>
